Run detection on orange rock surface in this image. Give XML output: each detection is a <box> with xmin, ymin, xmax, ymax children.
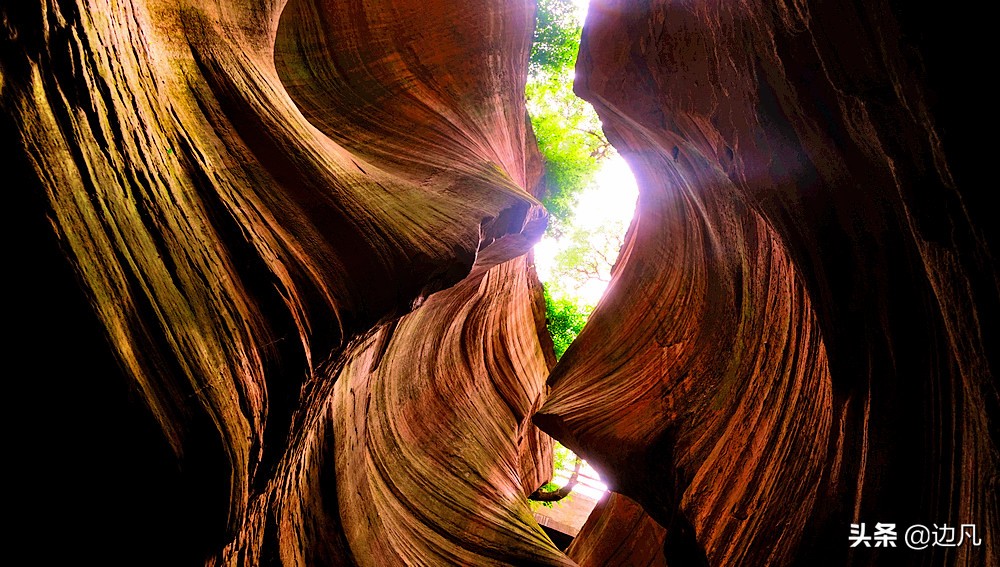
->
<box><xmin>4</xmin><ymin>0</ymin><xmax>993</xmax><ymax>566</ymax></box>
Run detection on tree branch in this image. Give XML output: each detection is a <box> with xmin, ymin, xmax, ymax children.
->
<box><xmin>528</xmin><ymin>457</ymin><xmax>583</xmax><ymax>502</ymax></box>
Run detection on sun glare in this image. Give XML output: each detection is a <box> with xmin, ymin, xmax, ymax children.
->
<box><xmin>535</xmin><ymin>154</ymin><xmax>638</xmax><ymax>306</ymax></box>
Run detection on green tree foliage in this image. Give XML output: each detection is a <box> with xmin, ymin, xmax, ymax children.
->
<box><xmin>527</xmin><ymin>0</ymin><xmax>611</xmax><ymax>234</ymax></box>
<box><xmin>529</xmin><ymin>0</ymin><xmax>581</xmax><ymax>76</ymax></box>
<box><xmin>529</xmin><ymin>88</ymin><xmax>609</xmax><ymax>232</ymax></box>
<box><xmin>544</xmin><ymin>287</ymin><xmax>593</xmax><ymax>359</ymax></box>
<box><xmin>529</xmin><ymin>5</ymin><xmax>618</xmax><ymax>504</ymax></box>
<box><xmin>530</xmin><ymin>0</ymin><xmax>626</xmax><ymax>361</ymax></box>
<box><xmin>553</xmin><ymin>220</ymin><xmax>625</xmax><ymax>291</ymax></box>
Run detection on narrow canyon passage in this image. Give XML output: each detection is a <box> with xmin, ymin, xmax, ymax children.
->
<box><xmin>4</xmin><ymin>1</ymin><xmax>993</xmax><ymax>566</ymax></box>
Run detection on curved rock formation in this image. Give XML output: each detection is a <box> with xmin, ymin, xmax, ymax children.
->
<box><xmin>6</xmin><ymin>0</ymin><xmax>551</xmax><ymax>563</ymax></box>
<box><xmin>323</xmin><ymin>257</ymin><xmax>569</xmax><ymax>566</ymax></box>
<box><xmin>540</xmin><ymin>1</ymin><xmax>995</xmax><ymax>566</ymax></box>
<box><xmin>4</xmin><ymin>0</ymin><xmax>994</xmax><ymax>566</ymax></box>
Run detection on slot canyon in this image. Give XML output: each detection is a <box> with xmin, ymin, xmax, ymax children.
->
<box><xmin>3</xmin><ymin>0</ymin><xmax>994</xmax><ymax>565</ymax></box>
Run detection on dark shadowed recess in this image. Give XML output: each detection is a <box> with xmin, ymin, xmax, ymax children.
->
<box><xmin>6</xmin><ymin>107</ymin><xmax>227</xmax><ymax>567</ymax></box>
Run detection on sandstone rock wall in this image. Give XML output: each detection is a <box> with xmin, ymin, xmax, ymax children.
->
<box><xmin>547</xmin><ymin>2</ymin><xmax>995</xmax><ymax>566</ymax></box>
<box><xmin>4</xmin><ymin>1</ymin><xmax>993</xmax><ymax>566</ymax></box>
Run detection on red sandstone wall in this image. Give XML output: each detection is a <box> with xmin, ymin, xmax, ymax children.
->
<box><xmin>3</xmin><ymin>1</ymin><xmax>993</xmax><ymax>566</ymax></box>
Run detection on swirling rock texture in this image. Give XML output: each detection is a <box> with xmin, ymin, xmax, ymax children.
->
<box><xmin>539</xmin><ymin>1</ymin><xmax>996</xmax><ymax>566</ymax></box>
<box><xmin>3</xmin><ymin>2</ymin><xmax>994</xmax><ymax>567</ymax></box>
<box><xmin>6</xmin><ymin>0</ymin><xmax>554</xmax><ymax>564</ymax></box>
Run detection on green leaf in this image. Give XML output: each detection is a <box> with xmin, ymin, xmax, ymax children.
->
<box><xmin>544</xmin><ymin>287</ymin><xmax>593</xmax><ymax>359</ymax></box>
<box><xmin>529</xmin><ymin>0</ymin><xmax>582</xmax><ymax>76</ymax></box>
<box><xmin>527</xmin><ymin>0</ymin><xmax>611</xmax><ymax>230</ymax></box>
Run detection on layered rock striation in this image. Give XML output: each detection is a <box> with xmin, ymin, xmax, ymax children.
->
<box><xmin>542</xmin><ymin>1</ymin><xmax>995</xmax><ymax>566</ymax></box>
<box><xmin>6</xmin><ymin>0</ymin><xmax>552</xmax><ymax>563</ymax></box>
<box><xmin>4</xmin><ymin>0</ymin><xmax>993</xmax><ymax>566</ymax></box>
